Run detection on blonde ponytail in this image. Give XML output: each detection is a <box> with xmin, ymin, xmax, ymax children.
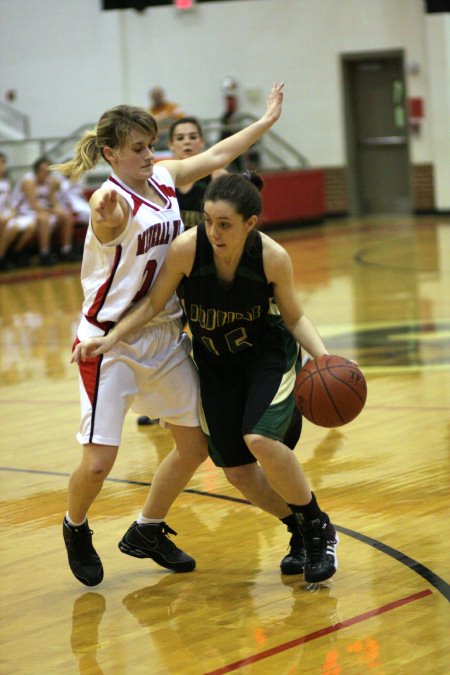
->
<box><xmin>52</xmin><ymin>129</ymin><xmax>101</xmax><ymax>181</ymax></box>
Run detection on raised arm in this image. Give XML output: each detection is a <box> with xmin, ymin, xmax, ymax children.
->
<box><xmin>262</xmin><ymin>235</ymin><xmax>328</xmax><ymax>358</ymax></box>
<box><xmin>72</xmin><ymin>230</ymin><xmax>196</xmax><ymax>363</ymax></box>
<box><xmin>160</xmin><ymin>82</ymin><xmax>284</xmax><ymax>187</ymax></box>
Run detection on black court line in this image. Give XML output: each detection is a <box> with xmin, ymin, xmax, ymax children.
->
<box><xmin>1</xmin><ymin>465</ymin><xmax>449</xmax><ymax>601</ymax></box>
<box><xmin>354</xmin><ymin>241</ymin><xmax>439</xmax><ymax>273</ymax></box>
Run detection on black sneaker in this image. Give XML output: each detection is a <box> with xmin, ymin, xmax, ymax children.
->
<box><xmin>300</xmin><ymin>514</ymin><xmax>339</xmax><ymax>583</ymax></box>
<box><xmin>280</xmin><ymin>531</ymin><xmax>306</xmax><ymax>574</ymax></box>
<box><xmin>0</xmin><ymin>257</ymin><xmax>14</xmax><ymax>272</ymax></box>
<box><xmin>137</xmin><ymin>415</ymin><xmax>158</xmax><ymax>426</ymax></box>
<box><xmin>60</xmin><ymin>249</ymin><xmax>82</xmax><ymax>262</ymax></box>
<box><xmin>40</xmin><ymin>251</ymin><xmax>58</xmax><ymax>267</ymax></box>
<box><xmin>63</xmin><ymin>518</ymin><xmax>104</xmax><ymax>586</ymax></box>
<box><xmin>118</xmin><ymin>521</ymin><xmax>196</xmax><ymax>572</ymax></box>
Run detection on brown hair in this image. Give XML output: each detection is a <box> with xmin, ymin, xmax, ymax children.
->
<box><xmin>169</xmin><ymin>116</ymin><xmax>204</xmax><ymax>142</ymax></box>
<box><xmin>52</xmin><ymin>105</ymin><xmax>158</xmax><ymax>181</ymax></box>
<box><xmin>203</xmin><ymin>171</ymin><xmax>263</xmax><ymax>220</ymax></box>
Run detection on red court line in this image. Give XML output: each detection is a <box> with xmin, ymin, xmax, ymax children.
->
<box><xmin>204</xmin><ymin>589</ymin><xmax>432</xmax><ymax>675</ymax></box>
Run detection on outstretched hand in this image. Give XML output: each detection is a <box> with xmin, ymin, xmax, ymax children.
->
<box><xmin>71</xmin><ymin>335</ymin><xmax>114</xmax><ymax>364</ymax></box>
<box><xmin>264</xmin><ymin>82</ymin><xmax>285</xmax><ymax>125</ymax></box>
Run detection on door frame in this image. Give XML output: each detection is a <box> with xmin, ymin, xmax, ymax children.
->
<box><xmin>341</xmin><ymin>49</ymin><xmax>412</xmax><ymax>215</ymax></box>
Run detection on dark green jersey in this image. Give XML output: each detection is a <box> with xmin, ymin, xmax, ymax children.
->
<box><xmin>178</xmin><ymin>223</ymin><xmax>293</xmax><ymax>361</ymax></box>
<box><xmin>176</xmin><ymin>176</ymin><xmax>211</xmax><ymax>230</ymax></box>
<box><xmin>178</xmin><ymin>223</ymin><xmax>300</xmax><ymax>467</ymax></box>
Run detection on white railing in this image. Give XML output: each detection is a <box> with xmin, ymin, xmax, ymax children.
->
<box><xmin>0</xmin><ymin>115</ymin><xmax>309</xmax><ymax>186</ymax></box>
<box><xmin>0</xmin><ymin>102</ymin><xmax>30</xmax><ymax>140</ymax></box>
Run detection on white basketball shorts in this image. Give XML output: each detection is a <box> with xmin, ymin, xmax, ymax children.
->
<box><xmin>76</xmin><ymin>320</ymin><xmax>200</xmax><ymax>446</ymax></box>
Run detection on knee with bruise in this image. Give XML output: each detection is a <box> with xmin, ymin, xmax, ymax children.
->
<box><xmin>84</xmin><ymin>460</ymin><xmax>111</xmax><ymax>483</ymax></box>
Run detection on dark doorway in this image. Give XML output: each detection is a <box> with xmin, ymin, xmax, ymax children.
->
<box><xmin>342</xmin><ymin>51</ymin><xmax>412</xmax><ymax>214</ymax></box>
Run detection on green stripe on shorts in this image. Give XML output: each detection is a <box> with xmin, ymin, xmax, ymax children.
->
<box><xmin>252</xmin><ymin>394</ymin><xmax>296</xmax><ymax>442</ymax></box>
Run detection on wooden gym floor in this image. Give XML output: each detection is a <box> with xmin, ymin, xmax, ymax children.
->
<box><xmin>0</xmin><ymin>214</ymin><xmax>449</xmax><ymax>674</ymax></box>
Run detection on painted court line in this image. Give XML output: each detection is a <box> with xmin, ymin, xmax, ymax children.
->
<box><xmin>203</xmin><ymin>589</ymin><xmax>432</xmax><ymax>675</ymax></box>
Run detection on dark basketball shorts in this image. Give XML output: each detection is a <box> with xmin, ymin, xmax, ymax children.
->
<box><xmin>195</xmin><ymin>344</ymin><xmax>301</xmax><ymax>467</ymax></box>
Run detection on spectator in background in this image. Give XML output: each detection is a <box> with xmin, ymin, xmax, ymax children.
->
<box><xmin>219</xmin><ymin>78</ymin><xmax>260</xmax><ymax>172</ymax></box>
<box><xmin>149</xmin><ymin>86</ymin><xmax>184</xmax><ymax>151</ymax></box>
<box><xmin>58</xmin><ymin>174</ymin><xmax>91</xmax><ymax>226</ymax></box>
<box><xmin>0</xmin><ymin>153</ymin><xmax>37</xmax><ymax>271</ymax></box>
<box><xmin>11</xmin><ymin>157</ymin><xmax>77</xmax><ymax>266</ymax></box>
<box><xmin>219</xmin><ymin>77</ymin><xmax>242</xmax><ymax>172</ymax></box>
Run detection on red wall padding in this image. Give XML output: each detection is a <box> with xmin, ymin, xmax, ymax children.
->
<box><xmin>260</xmin><ymin>169</ymin><xmax>325</xmax><ymax>228</ymax></box>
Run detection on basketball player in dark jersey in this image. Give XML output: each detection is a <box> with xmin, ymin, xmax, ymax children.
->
<box><xmin>73</xmin><ymin>172</ymin><xmax>339</xmax><ymax>583</ymax></box>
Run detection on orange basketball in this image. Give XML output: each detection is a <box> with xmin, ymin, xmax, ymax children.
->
<box><xmin>294</xmin><ymin>355</ymin><xmax>367</xmax><ymax>428</ymax></box>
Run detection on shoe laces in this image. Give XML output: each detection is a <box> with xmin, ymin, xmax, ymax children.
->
<box><xmin>154</xmin><ymin>522</ymin><xmax>181</xmax><ymax>554</ymax></box>
<box><xmin>287</xmin><ymin>531</ymin><xmax>304</xmax><ymax>555</ymax></box>
<box><xmin>160</xmin><ymin>522</ymin><xmax>177</xmax><ymax>537</ymax></box>
<box><xmin>303</xmin><ymin>518</ymin><xmax>335</xmax><ymax>563</ymax></box>
<box><xmin>66</xmin><ymin>524</ymin><xmax>94</xmax><ymax>551</ymax></box>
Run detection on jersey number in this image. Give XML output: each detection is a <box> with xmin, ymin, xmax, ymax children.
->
<box><xmin>133</xmin><ymin>260</ymin><xmax>158</xmax><ymax>303</ymax></box>
<box><xmin>201</xmin><ymin>326</ymin><xmax>253</xmax><ymax>355</ymax></box>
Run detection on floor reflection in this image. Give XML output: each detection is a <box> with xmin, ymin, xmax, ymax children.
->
<box><xmin>0</xmin><ymin>275</ymin><xmax>82</xmax><ymax>385</ymax></box>
<box><xmin>71</xmin><ymin>592</ymin><xmax>106</xmax><ymax>675</ymax></box>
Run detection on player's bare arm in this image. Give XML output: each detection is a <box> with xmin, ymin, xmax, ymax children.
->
<box><xmin>23</xmin><ymin>179</ymin><xmax>45</xmax><ymax>213</ymax></box>
<box><xmin>89</xmin><ymin>188</ymin><xmax>129</xmax><ymax>241</ymax></box>
<box><xmin>263</xmin><ymin>236</ymin><xmax>328</xmax><ymax>358</ymax></box>
<box><xmin>71</xmin><ymin>228</ymin><xmax>197</xmax><ymax>363</ymax></box>
<box><xmin>161</xmin><ymin>83</ymin><xmax>284</xmax><ymax>187</ymax></box>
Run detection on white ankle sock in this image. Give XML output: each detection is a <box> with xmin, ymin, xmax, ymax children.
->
<box><xmin>65</xmin><ymin>512</ymin><xmax>86</xmax><ymax>527</ymax></box>
<box><xmin>137</xmin><ymin>514</ymin><xmax>163</xmax><ymax>525</ymax></box>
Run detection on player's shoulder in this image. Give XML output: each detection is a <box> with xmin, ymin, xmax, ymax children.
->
<box><xmin>261</xmin><ymin>231</ymin><xmax>288</xmax><ymax>258</ymax></box>
<box><xmin>169</xmin><ymin>226</ymin><xmax>197</xmax><ymax>273</ymax></box>
<box><xmin>173</xmin><ymin>225</ymin><xmax>197</xmax><ymax>252</ymax></box>
<box><xmin>261</xmin><ymin>231</ymin><xmax>292</xmax><ymax>280</ymax></box>
<box><xmin>21</xmin><ymin>172</ymin><xmax>35</xmax><ymax>187</ymax></box>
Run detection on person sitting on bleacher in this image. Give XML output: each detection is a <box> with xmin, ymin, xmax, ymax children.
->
<box><xmin>0</xmin><ymin>152</ymin><xmax>37</xmax><ymax>271</ymax></box>
<box><xmin>11</xmin><ymin>156</ymin><xmax>78</xmax><ymax>266</ymax></box>
<box><xmin>57</xmin><ymin>172</ymin><xmax>91</xmax><ymax>227</ymax></box>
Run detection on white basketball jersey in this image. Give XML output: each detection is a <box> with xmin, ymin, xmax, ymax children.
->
<box><xmin>79</xmin><ymin>165</ymin><xmax>184</xmax><ymax>336</ymax></box>
<box><xmin>0</xmin><ymin>178</ymin><xmax>11</xmax><ymax>211</ymax></box>
<box><xmin>11</xmin><ymin>171</ymin><xmax>53</xmax><ymax>214</ymax></box>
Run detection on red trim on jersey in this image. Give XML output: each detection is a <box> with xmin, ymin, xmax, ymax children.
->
<box><xmin>132</xmin><ymin>195</ymin><xmax>144</xmax><ymax>217</ymax></box>
<box><xmin>73</xmin><ymin>337</ymin><xmax>102</xmax><ymax>406</ymax></box>
<box><xmin>85</xmin><ymin>245</ymin><xmax>122</xmax><ymax>327</ymax></box>
<box><xmin>108</xmin><ymin>175</ymin><xmax>170</xmax><ymax>211</ymax></box>
<box><xmin>153</xmin><ymin>180</ymin><xmax>176</xmax><ymax>199</ymax></box>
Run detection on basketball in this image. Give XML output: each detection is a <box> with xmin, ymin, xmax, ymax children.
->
<box><xmin>294</xmin><ymin>355</ymin><xmax>367</xmax><ymax>428</ymax></box>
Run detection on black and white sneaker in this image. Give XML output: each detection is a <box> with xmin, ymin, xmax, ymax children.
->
<box><xmin>280</xmin><ymin>531</ymin><xmax>306</xmax><ymax>574</ymax></box>
<box><xmin>118</xmin><ymin>521</ymin><xmax>196</xmax><ymax>573</ymax></box>
<box><xmin>300</xmin><ymin>515</ymin><xmax>339</xmax><ymax>583</ymax></box>
<box><xmin>63</xmin><ymin>518</ymin><xmax>104</xmax><ymax>587</ymax></box>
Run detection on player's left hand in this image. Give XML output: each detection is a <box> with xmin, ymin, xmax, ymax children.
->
<box><xmin>264</xmin><ymin>82</ymin><xmax>285</xmax><ymax>125</ymax></box>
<box><xmin>71</xmin><ymin>335</ymin><xmax>114</xmax><ymax>363</ymax></box>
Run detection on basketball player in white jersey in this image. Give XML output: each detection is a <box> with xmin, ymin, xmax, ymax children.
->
<box><xmin>54</xmin><ymin>84</ymin><xmax>305</xmax><ymax>588</ymax></box>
